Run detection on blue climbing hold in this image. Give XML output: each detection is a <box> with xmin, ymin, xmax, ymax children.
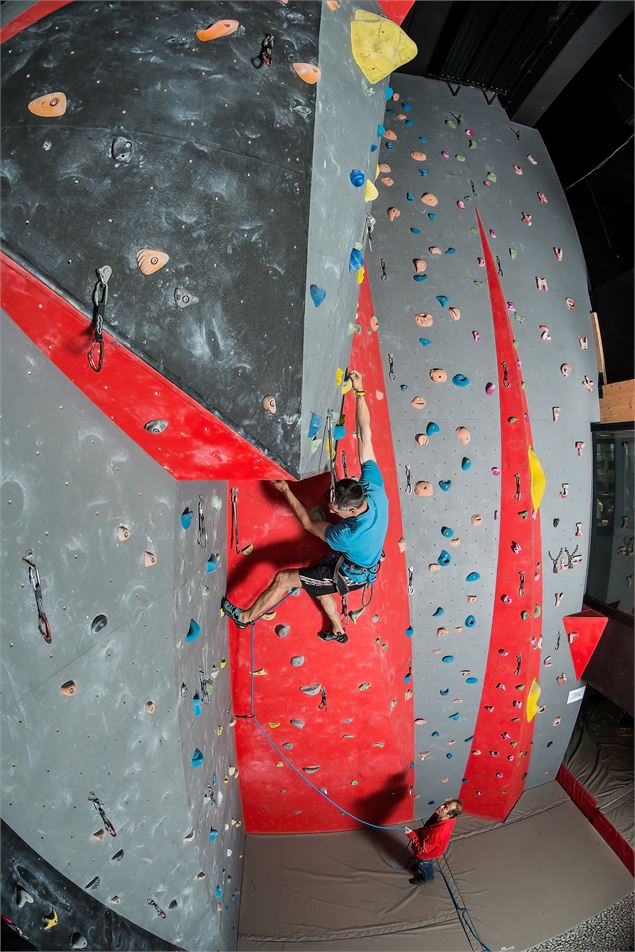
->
<box><xmin>385</xmin><ymin>86</ymin><xmax>394</xmax><ymax>99</ymax></box>
<box><xmin>332</xmin><ymin>424</ymin><xmax>346</xmax><ymax>440</ymax></box>
<box><xmin>349</xmin><ymin>248</ymin><xmax>364</xmax><ymax>273</ymax></box>
<box><xmin>181</xmin><ymin>509</ymin><xmax>193</xmax><ymax>529</ymax></box>
<box><xmin>308</xmin><ymin>411</ymin><xmax>322</xmax><ymax>438</ymax></box>
<box><xmin>441</xmin><ymin>526</ymin><xmax>454</xmax><ymax>538</ymax></box>
<box><xmin>413</xmin><ymin>274</ymin><xmax>427</xmax><ymax>282</ymax></box>
<box><xmin>207</xmin><ymin>554</ymin><xmax>218</xmax><ymax>573</ymax></box>
<box><xmin>427</xmin><ymin>211</ymin><xmax>436</xmax><ymax>220</ymax></box>
<box><xmin>438</xmin><ymin>550</ymin><xmax>451</xmax><ymax>566</ymax></box>
<box><xmin>442</xmin><ymin>655</ymin><xmax>454</xmax><ymax>663</ymax></box>
<box><xmin>192</xmin><ymin>693</ymin><xmax>202</xmax><ymax>717</ymax></box>
<box><xmin>445</xmin><ymin>247</ymin><xmax>456</xmax><ymax>255</ymax></box>
<box><xmin>466</xmin><ymin>571</ymin><xmax>480</xmax><ymax>582</ymax></box>
<box><xmin>406</xmin><ymin>192</ymin><xmax>415</xmax><ymax>201</ymax></box>
<box><xmin>402</xmin><ymin>102</ymin><xmax>412</xmax><ymax>110</ymax></box>
<box><xmin>439</xmin><ymin>480</ymin><xmax>452</xmax><ymax>492</ymax></box>
<box><xmin>405</xmin><ymin>626</ymin><xmax>414</xmax><ymax>638</ymax></box>
<box><xmin>399</xmin><ymin>384</ymin><xmax>408</xmax><ymax>391</ymax></box>
<box><xmin>435</xmin><ymin>295</ymin><xmax>449</xmax><ymax>308</ymax></box>
<box><xmin>447</xmin><ymin>752</ymin><xmax>454</xmax><ymax>759</ymax></box>
<box><xmin>215</xmin><ymin>886</ymin><xmax>222</xmax><ymax>901</ymax></box>
<box><xmin>465</xmin><ymin>615</ymin><xmax>476</xmax><ymax>627</ymax></box>
<box><xmin>404</xmin><ymin>672</ymin><xmax>411</xmax><ymax>684</ymax></box>
<box><xmin>461</xmin><ymin>457</ymin><xmax>472</xmax><ymax>470</ymax></box>
<box><xmin>418</xmin><ymin>136</ymin><xmax>428</xmax><ymax>143</ymax></box>
<box><xmin>405</xmin><ymin>119</ymin><xmax>414</xmax><ymax>126</ymax></box>
<box><xmin>466</xmin><ymin>677</ymin><xmax>478</xmax><ymax>685</ymax></box>
<box><xmin>440</xmin><ymin>688</ymin><xmax>449</xmax><ymax>696</ymax></box>
<box><xmin>449</xmin><ymin>712</ymin><xmax>460</xmax><ymax>721</ymax></box>
<box><xmin>419</xmin><ymin>337</ymin><xmax>431</xmax><ymax>346</ymax></box>
<box><xmin>209</xmin><ymin>829</ymin><xmax>218</xmax><ymax>842</ymax></box>
<box><xmin>432</xmin><ymin>730</ymin><xmax>440</xmax><ymax>737</ymax></box>
<box><xmin>370</xmin><ymin>144</ymin><xmax>377</xmax><ymax>152</ymax></box>
<box><xmin>192</xmin><ymin>748</ymin><xmax>204</xmax><ymax>767</ymax></box>
<box><xmin>310</xmin><ymin>284</ymin><xmax>326</xmax><ymax>307</ymax></box>
<box><xmin>418</xmin><ymin>168</ymin><xmax>428</xmax><ymax>176</ymax></box>
<box><xmin>350</xmin><ymin>169</ymin><xmax>365</xmax><ymax>187</ymax></box>
<box><xmin>376</xmin><ymin>123</ymin><xmax>385</xmax><ymax>136</ymax></box>
<box><xmin>410</xmin><ymin>227</ymin><xmax>422</xmax><ymax>234</ymax></box>
<box><xmin>186</xmin><ymin>619</ymin><xmax>201</xmax><ymax>642</ymax></box>
<box><xmin>452</xmin><ymin>373</ymin><xmax>470</xmax><ymax>387</ymax></box>
<box><xmin>385</xmin><ymin>141</ymin><xmax>394</xmax><ymax>150</ymax></box>
<box><xmin>426</xmin><ymin>421</ymin><xmax>440</xmax><ymax>436</ymax></box>
<box><xmin>432</xmin><ymin>606</ymin><xmax>445</xmax><ymax>617</ymax></box>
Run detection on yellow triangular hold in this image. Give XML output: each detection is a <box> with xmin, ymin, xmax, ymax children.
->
<box><xmin>357</xmin><ymin>266</ymin><xmax>365</xmax><ymax>285</ymax></box>
<box><xmin>526</xmin><ymin>678</ymin><xmax>542</xmax><ymax>722</ymax></box>
<box><xmin>335</xmin><ymin>368</ymin><xmax>344</xmax><ymax>387</ymax></box>
<box><xmin>364</xmin><ymin>179</ymin><xmax>379</xmax><ymax>201</ymax></box>
<box><xmin>375</xmin><ymin>164</ymin><xmax>380</xmax><ymax>180</ymax></box>
<box><xmin>528</xmin><ymin>446</ymin><xmax>546</xmax><ymax>511</ymax></box>
<box><xmin>350</xmin><ymin>10</ymin><xmax>417</xmax><ymax>84</ymax></box>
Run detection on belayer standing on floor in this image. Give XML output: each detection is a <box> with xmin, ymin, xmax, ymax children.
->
<box><xmin>221</xmin><ymin>369</ymin><xmax>389</xmax><ymax>644</ymax></box>
<box><xmin>405</xmin><ymin>799</ymin><xmax>463</xmax><ymax>885</ymax></box>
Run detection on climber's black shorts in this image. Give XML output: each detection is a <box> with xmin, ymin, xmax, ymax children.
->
<box><xmin>298</xmin><ymin>555</ymin><xmax>366</xmax><ymax>599</ymax></box>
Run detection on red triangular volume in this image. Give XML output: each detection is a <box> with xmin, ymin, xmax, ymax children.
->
<box><xmin>563</xmin><ymin>610</ymin><xmax>609</xmax><ymax>680</ymax></box>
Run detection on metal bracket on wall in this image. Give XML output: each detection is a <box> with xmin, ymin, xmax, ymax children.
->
<box><xmin>446</xmin><ymin>81</ymin><xmax>462</xmax><ymax>97</ymax></box>
<box><xmin>482</xmin><ymin>88</ymin><xmax>498</xmax><ymax>106</ymax></box>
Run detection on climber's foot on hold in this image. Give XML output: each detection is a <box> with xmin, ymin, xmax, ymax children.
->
<box><xmin>317</xmin><ymin>630</ymin><xmax>348</xmax><ymax>644</ymax></box>
<box><xmin>221</xmin><ymin>597</ymin><xmax>249</xmax><ymax>629</ymax></box>
<box><xmin>409</xmin><ymin>876</ymin><xmax>425</xmax><ymax>886</ymax></box>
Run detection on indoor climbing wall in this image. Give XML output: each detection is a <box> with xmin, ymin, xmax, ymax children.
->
<box><xmin>1</xmin><ymin>316</ymin><xmax>243</xmax><ymax>950</ymax></box>
<box><xmin>1</xmin><ymin>0</ymin><xmax>405</xmax><ymax>482</ymax></box>
<box><xmin>366</xmin><ymin>77</ymin><xmax>600</xmax><ymax>818</ymax></box>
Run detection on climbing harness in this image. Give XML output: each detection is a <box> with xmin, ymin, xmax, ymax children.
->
<box><xmin>88</xmin><ymin>791</ymin><xmax>116</xmax><ymax>837</ymax></box>
<box><xmin>197</xmin><ymin>494</ymin><xmax>207</xmax><ymax>548</ymax></box>
<box><xmin>252</xmin><ymin>33</ymin><xmax>274</xmax><ymax>68</ymax></box>
<box><xmin>22</xmin><ymin>550</ymin><xmax>52</xmax><ymax>644</ymax></box>
<box><xmin>231</xmin><ymin>488</ymin><xmax>240</xmax><ymax>553</ymax></box>
<box><xmin>88</xmin><ymin>265</ymin><xmax>111</xmax><ymax>373</ymax></box>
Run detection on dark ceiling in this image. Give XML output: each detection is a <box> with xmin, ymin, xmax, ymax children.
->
<box><xmin>398</xmin><ymin>1</ymin><xmax>634</xmax><ymax>384</ymax></box>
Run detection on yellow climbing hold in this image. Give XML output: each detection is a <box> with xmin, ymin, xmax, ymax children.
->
<box><xmin>241</xmin><ymin>543</ymin><xmax>254</xmax><ymax>556</ymax></box>
<box><xmin>268</xmin><ymin>721</ymin><xmax>281</xmax><ymax>729</ymax></box>
<box><xmin>43</xmin><ymin>909</ymin><xmax>58</xmax><ymax>930</ymax></box>
<box><xmin>335</xmin><ymin>368</ymin><xmax>344</xmax><ymax>387</ymax></box>
<box><xmin>357</xmin><ymin>266</ymin><xmax>365</xmax><ymax>285</ymax></box>
<box><xmin>528</xmin><ymin>446</ymin><xmax>546</xmax><ymax>511</ymax></box>
<box><xmin>350</xmin><ymin>10</ymin><xmax>417</xmax><ymax>84</ymax></box>
<box><xmin>341</xmin><ymin>378</ymin><xmax>353</xmax><ymax>394</ymax></box>
<box><xmin>526</xmin><ymin>678</ymin><xmax>542</xmax><ymax>722</ymax></box>
<box><xmin>364</xmin><ymin>179</ymin><xmax>379</xmax><ymax>201</ymax></box>
<box><xmin>252</xmin><ymin>667</ymin><xmax>268</xmax><ymax>676</ymax></box>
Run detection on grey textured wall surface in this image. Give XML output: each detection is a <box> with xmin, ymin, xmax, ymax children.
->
<box><xmin>1</xmin><ymin>0</ymin><xmax>320</xmax><ymax>474</ymax></box>
<box><xmin>299</xmin><ymin>0</ymin><xmax>389</xmax><ymax>476</ymax></box>
<box><xmin>1</xmin><ymin>315</ymin><xmax>243</xmax><ymax>950</ymax></box>
<box><xmin>366</xmin><ymin>76</ymin><xmax>599</xmax><ymax>806</ymax></box>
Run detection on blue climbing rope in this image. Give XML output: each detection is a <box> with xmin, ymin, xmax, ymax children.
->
<box><xmin>239</xmin><ymin>593</ymin><xmax>491</xmax><ymax>952</ymax></box>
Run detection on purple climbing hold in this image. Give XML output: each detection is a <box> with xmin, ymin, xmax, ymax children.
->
<box><xmin>310</xmin><ymin>284</ymin><xmax>326</xmax><ymax>307</ymax></box>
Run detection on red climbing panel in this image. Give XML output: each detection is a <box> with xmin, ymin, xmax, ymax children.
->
<box><xmin>1</xmin><ymin>254</ymin><xmax>291</xmax><ymax>481</ymax></box>
<box><xmin>228</xmin><ymin>277</ymin><xmax>414</xmax><ymax>834</ymax></box>
<box><xmin>563</xmin><ymin>610</ymin><xmax>608</xmax><ymax>680</ymax></box>
<box><xmin>461</xmin><ymin>213</ymin><xmax>543</xmax><ymax>822</ymax></box>
<box><xmin>0</xmin><ymin>0</ymin><xmax>74</xmax><ymax>43</ymax></box>
<box><xmin>377</xmin><ymin>0</ymin><xmax>415</xmax><ymax>25</ymax></box>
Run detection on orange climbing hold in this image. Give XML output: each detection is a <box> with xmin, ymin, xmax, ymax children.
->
<box><xmin>420</xmin><ymin>193</ymin><xmax>438</xmax><ymax>207</ymax></box>
<box><xmin>137</xmin><ymin>249</ymin><xmax>169</xmax><ymax>275</ymax></box>
<box><xmin>292</xmin><ymin>63</ymin><xmax>321</xmax><ymax>84</ymax></box>
<box><xmin>410</xmin><ymin>150</ymin><xmax>427</xmax><ymax>161</ymax></box>
<box><xmin>387</xmin><ymin>207</ymin><xmax>400</xmax><ymax>222</ymax></box>
<box><xmin>196</xmin><ymin>19</ymin><xmax>239</xmax><ymax>41</ymax></box>
<box><xmin>415</xmin><ymin>481</ymin><xmax>433</xmax><ymax>496</ymax></box>
<box><xmin>326</xmin><ymin>0</ymin><xmax>340</xmax><ymax>8</ymax></box>
<box><xmin>413</xmin><ymin>259</ymin><xmax>426</xmax><ymax>273</ymax></box>
<box><xmin>414</xmin><ymin>312</ymin><xmax>433</xmax><ymax>327</ymax></box>
<box><xmin>28</xmin><ymin>92</ymin><xmax>67</xmax><ymax>117</ymax></box>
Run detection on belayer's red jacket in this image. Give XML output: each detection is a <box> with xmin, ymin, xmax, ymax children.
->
<box><xmin>407</xmin><ymin>818</ymin><xmax>456</xmax><ymax>859</ymax></box>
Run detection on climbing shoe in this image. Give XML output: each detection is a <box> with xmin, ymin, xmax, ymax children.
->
<box><xmin>220</xmin><ymin>597</ymin><xmax>249</xmax><ymax>629</ymax></box>
<box><xmin>409</xmin><ymin>877</ymin><xmax>425</xmax><ymax>886</ymax></box>
<box><xmin>317</xmin><ymin>631</ymin><xmax>348</xmax><ymax>644</ymax></box>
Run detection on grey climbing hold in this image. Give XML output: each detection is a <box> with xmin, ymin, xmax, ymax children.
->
<box><xmin>91</xmin><ymin>613</ymin><xmax>108</xmax><ymax>633</ymax></box>
<box><xmin>300</xmin><ymin>683</ymin><xmax>321</xmax><ymax>696</ymax></box>
<box><xmin>290</xmin><ymin>656</ymin><xmax>304</xmax><ymax>667</ymax></box>
<box><xmin>111</xmin><ymin>849</ymin><xmax>124</xmax><ymax>861</ymax></box>
<box><xmin>174</xmin><ymin>287</ymin><xmax>199</xmax><ymax>309</ymax></box>
<box><xmin>16</xmin><ymin>887</ymin><xmax>34</xmax><ymax>908</ymax></box>
<box><xmin>303</xmin><ymin>765</ymin><xmax>320</xmax><ymax>774</ymax></box>
<box><xmin>111</xmin><ymin>136</ymin><xmax>133</xmax><ymax>164</ymax></box>
<box><xmin>290</xmin><ymin>718</ymin><xmax>305</xmax><ymax>729</ymax></box>
<box><xmin>275</xmin><ymin>624</ymin><xmax>290</xmax><ymax>638</ymax></box>
<box><xmin>71</xmin><ymin>934</ymin><xmax>88</xmax><ymax>950</ymax></box>
<box><xmin>144</xmin><ymin>420</ymin><xmax>168</xmax><ymax>434</ymax></box>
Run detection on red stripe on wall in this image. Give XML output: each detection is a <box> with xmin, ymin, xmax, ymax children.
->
<box><xmin>460</xmin><ymin>212</ymin><xmax>543</xmax><ymax>821</ymax></box>
<box><xmin>1</xmin><ymin>253</ymin><xmax>292</xmax><ymax>481</ymax></box>
<box><xmin>0</xmin><ymin>1</ymin><xmax>74</xmax><ymax>43</ymax></box>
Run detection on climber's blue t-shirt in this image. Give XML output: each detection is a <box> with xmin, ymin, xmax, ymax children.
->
<box><xmin>325</xmin><ymin>461</ymin><xmax>389</xmax><ymax>572</ymax></box>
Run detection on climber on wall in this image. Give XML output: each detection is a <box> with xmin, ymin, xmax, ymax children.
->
<box><xmin>404</xmin><ymin>799</ymin><xmax>464</xmax><ymax>885</ymax></box>
<box><xmin>221</xmin><ymin>369</ymin><xmax>389</xmax><ymax>644</ymax></box>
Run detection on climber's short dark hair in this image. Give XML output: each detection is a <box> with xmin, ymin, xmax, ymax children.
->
<box><xmin>331</xmin><ymin>479</ymin><xmax>366</xmax><ymax>510</ymax></box>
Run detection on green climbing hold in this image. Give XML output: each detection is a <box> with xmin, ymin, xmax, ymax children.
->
<box><xmin>468</xmin><ymin>139</ymin><xmax>477</xmax><ymax>149</ymax></box>
<box><xmin>445</xmin><ymin>119</ymin><xmax>457</xmax><ymax>129</ymax></box>
<box><xmin>509</xmin><ymin>248</ymin><xmax>517</xmax><ymax>260</ymax></box>
<box><xmin>520</xmin><ymin>610</ymin><xmax>529</xmax><ymax>621</ymax></box>
<box><xmin>455</xmin><ymin>154</ymin><xmax>466</xmax><ymax>162</ymax></box>
<box><xmin>359</xmin><ymin>682</ymin><xmax>371</xmax><ymax>691</ymax></box>
<box><xmin>534</xmin><ymin>604</ymin><xmax>541</xmax><ymax>617</ymax></box>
